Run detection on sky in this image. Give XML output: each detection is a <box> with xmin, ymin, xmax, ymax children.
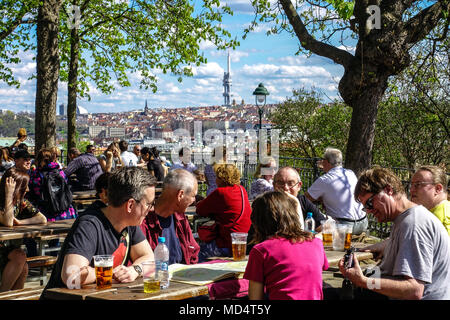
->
<box><xmin>0</xmin><ymin>1</ymin><xmax>355</xmax><ymax>114</ymax></box>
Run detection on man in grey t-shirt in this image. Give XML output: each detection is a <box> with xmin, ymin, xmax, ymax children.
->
<box><xmin>339</xmin><ymin>167</ymin><xmax>450</xmax><ymax>300</ymax></box>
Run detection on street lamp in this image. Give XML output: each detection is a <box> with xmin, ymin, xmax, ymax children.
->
<box><xmin>252</xmin><ymin>83</ymin><xmax>269</xmax><ymax>130</ymax></box>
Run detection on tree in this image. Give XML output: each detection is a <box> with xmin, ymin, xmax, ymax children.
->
<box><xmin>58</xmin><ymin>0</ymin><xmax>238</xmax><ymax>160</ymax></box>
<box><xmin>248</xmin><ymin>0</ymin><xmax>449</xmax><ymax>174</ymax></box>
<box><xmin>269</xmin><ymin>88</ymin><xmax>352</xmax><ymax>158</ymax></box>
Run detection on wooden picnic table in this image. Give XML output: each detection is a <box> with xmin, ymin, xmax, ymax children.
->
<box><xmin>44</xmin><ymin>280</ymin><xmax>209</xmax><ymax>300</ymax></box>
<box><xmin>0</xmin><ymin>219</ymin><xmax>75</xmax><ymax>242</ymax></box>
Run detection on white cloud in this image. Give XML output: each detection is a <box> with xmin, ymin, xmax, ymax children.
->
<box><xmin>241</xmin><ymin>64</ymin><xmax>332</xmax><ymax>78</ymax></box>
<box><xmin>191</xmin><ymin>62</ymin><xmax>223</xmax><ymax>78</ymax></box>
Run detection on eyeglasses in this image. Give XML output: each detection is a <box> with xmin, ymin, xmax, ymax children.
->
<box><xmin>274</xmin><ymin>180</ymin><xmax>300</xmax><ymax>188</ymax></box>
<box><xmin>135</xmin><ymin>198</ymin><xmax>156</xmax><ymax>210</ymax></box>
<box><xmin>362</xmin><ymin>193</ymin><xmax>376</xmax><ymax>212</ymax></box>
<box><xmin>409</xmin><ymin>181</ymin><xmax>434</xmax><ymax>189</ymax></box>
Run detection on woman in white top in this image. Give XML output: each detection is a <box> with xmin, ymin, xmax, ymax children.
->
<box><xmin>250</xmin><ymin>157</ymin><xmax>277</xmax><ymax>200</ymax></box>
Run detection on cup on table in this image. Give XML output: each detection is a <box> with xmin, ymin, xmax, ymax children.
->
<box><xmin>344</xmin><ymin>225</ymin><xmax>353</xmax><ymax>250</ymax></box>
<box><xmin>142</xmin><ymin>261</ymin><xmax>160</xmax><ymax>294</ymax></box>
<box><xmin>93</xmin><ymin>255</ymin><xmax>114</xmax><ymax>289</ymax></box>
<box><xmin>320</xmin><ymin>219</ymin><xmax>335</xmax><ymax>249</ymax></box>
<box><xmin>231</xmin><ymin>232</ymin><xmax>247</xmax><ymax>261</ymax></box>
<box><xmin>332</xmin><ymin>224</ymin><xmax>347</xmax><ymax>251</ymax></box>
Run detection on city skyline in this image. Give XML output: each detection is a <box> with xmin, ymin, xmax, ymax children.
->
<box><xmin>0</xmin><ymin>2</ymin><xmax>353</xmax><ymax>114</ymax></box>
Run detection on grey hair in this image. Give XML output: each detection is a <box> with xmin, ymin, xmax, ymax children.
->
<box><xmin>323</xmin><ymin>147</ymin><xmax>343</xmax><ymax>167</ymax></box>
<box><xmin>163</xmin><ymin>169</ymin><xmax>197</xmax><ymax>194</ymax></box>
<box><xmin>108</xmin><ymin>167</ymin><xmax>157</xmax><ymax>207</ymax></box>
<box><xmin>275</xmin><ymin>166</ymin><xmax>301</xmax><ymax>182</ymax></box>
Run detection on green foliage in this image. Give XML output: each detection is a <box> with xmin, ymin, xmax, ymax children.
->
<box><xmin>0</xmin><ymin>111</ymin><xmax>34</xmax><ymax>136</ymax></box>
<box><xmin>58</xmin><ymin>0</ymin><xmax>239</xmax><ymax>99</ymax></box>
<box><xmin>269</xmin><ymin>88</ymin><xmax>352</xmax><ymax>158</ymax></box>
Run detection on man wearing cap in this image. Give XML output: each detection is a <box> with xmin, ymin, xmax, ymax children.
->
<box><xmin>13</xmin><ymin>149</ymin><xmax>32</xmax><ymax>172</ymax></box>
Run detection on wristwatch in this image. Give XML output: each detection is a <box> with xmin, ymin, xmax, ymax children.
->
<box><xmin>133</xmin><ymin>264</ymin><xmax>143</xmax><ymax>277</ymax></box>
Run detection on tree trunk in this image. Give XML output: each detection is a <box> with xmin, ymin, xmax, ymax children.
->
<box><xmin>339</xmin><ymin>58</ymin><xmax>390</xmax><ymax>175</ymax></box>
<box><xmin>35</xmin><ymin>0</ymin><xmax>62</xmax><ymax>152</ymax></box>
<box><xmin>67</xmin><ymin>26</ymin><xmax>79</xmax><ymax>164</ymax></box>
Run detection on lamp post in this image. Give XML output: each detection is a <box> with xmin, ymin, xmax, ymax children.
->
<box><xmin>252</xmin><ymin>83</ymin><xmax>269</xmax><ymax>130</ymax></box>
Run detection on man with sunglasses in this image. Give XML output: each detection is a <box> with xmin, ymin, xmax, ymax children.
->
<box><xmin>305</xmin><ymin>148</ymin><xmax>367</xmax><ymax>235</ymax></box>
<box><xmin>339</xmin><ymin>167</ymin><xmax>450</xmax><ymax>300</ymax></box>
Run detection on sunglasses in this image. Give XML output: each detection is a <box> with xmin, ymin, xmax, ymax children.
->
<box><xmin>362</xmin><ymin>193</ymin><xmax>376</xmax><ymax>212</ymax></box>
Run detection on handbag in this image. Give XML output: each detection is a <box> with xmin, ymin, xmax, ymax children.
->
<box><xmin>197</xmin><ymin>185</ymin><xmax>246</xmax><ymax>243</ymax></box>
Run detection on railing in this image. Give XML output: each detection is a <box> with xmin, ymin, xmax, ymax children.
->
<box><xmin>188</xmin><ymin>155</ymin><xmax>428</xmax><ymax>239</ymax></box>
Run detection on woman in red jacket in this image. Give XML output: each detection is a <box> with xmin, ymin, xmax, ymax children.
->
<box><xmin>196</xmin><ymin>163</ymin><xmax>252</xmax><ymax>262</ymax></box>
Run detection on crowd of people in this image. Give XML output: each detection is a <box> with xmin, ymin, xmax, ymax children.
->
<box><xmin>1</xmin><ymin>132</ymin><xmax>449</xmax><ymax>300</ymax></box>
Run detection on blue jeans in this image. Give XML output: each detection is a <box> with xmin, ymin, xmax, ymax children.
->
<box><xmin>198</xmin><ymin>240</ymin><xmax>231</xmax><ymax>263</ymax></box>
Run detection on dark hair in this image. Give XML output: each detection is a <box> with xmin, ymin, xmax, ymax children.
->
<box><xmin>95</xmin><ymin>172</ymin><xmax>111</xmax><ymax>198</ymax></box>
<box><xmin>108</xmin><ymin>167</ymin><xmax>157</xmax><ymax>207</ymax></box>
<box><xmin>140</xmin><ymin>147</ymin><xmax>152</xmax><ymax>156</ymax></box>
<box><xmin>250</xmin><ymin>191</ymin><xmax>313</xmax><ymax>244</ymax></box>
<box><xmin>118</xmin><ymin>140</ymin><xmax>128</xmax><ymax>152</ymax></box>
<box><xmin>151</xmin><ymin>147</ymin><xmax>159</xmax><ymax>158</ymax></box>
<box><xmin>36</xmin><ymin>148</ymin><xmax>53</xmax><ymax>168</ymax></box>
<box><xmin>17</xmin><ymin>143</ymin><xmax>28</xmax><ymax>151</ymax></box>
<box><xmin>0</xmin><ymin>168</ymin><xmax>30</xmax><ymax>212</ymax></box>
<box><xmin>68</xmin><ymin>147</ymin><xmax>80</xmax><ymax>156</ymax></box>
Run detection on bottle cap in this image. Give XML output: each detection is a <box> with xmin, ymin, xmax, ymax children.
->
<box><xmin>158</xmin><ymin>236</ymin><xmax>166</xmax><ymax>243</ymax></box>
<box><xmin>307</xmin><ymin>212</ymin><xmax>313</xmax><ymax>217</ymax></box>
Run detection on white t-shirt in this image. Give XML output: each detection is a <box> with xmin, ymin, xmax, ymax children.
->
<box><xmin>307</xmin><ymin>166</ymin><xmax>364</xmax><ymax>221</ymax></box>
<box><xmin>170</xmin><ymin>161</ymin><xmax>198</xmax><ymax>173</ymax></box>
<box><xmin>121</xmin><ymin>151</ymin><xmax>138</xmax><ymax>167</ymax></box>
<box><xmin>380</xmin><ymin>205</ymin><xmax>450</xmax><ymax>300</ymax></box>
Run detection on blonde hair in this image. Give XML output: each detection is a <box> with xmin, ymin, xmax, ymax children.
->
<box><xmin>253</xmin><ymin>156</ymin><xmax>276</xmax><ymax>179</ymax></box>
<box><xmin>415</xmin><ymin>165</ymin><xmax>448</xmax><ymax>193</ymax></box>
<box><xmin>215</xmin><ymin>163</ymin><xmax>241</xmax><ymax>186</ymax></box>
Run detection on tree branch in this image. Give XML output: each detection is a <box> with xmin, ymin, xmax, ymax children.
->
<box><xmin>279</xmin><ymin>0</ymin><xmax>353</xmax><ymax>68</ymax></box>
<box><xmin>404</xmin><ymin>1</ymin><xmax>450</xmax><ymax>45</ymax></box>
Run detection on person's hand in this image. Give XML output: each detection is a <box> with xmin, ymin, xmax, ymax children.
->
<box><xmin>106</xmin><ymin>151</ymin><xmax>113</xmax><ymax>159</ymax></box>
<box><xmin>338</xmin><ymin>253</ymin><xmax>366</xmax><ymax>287</ymax></box>
<box><xmin>13</xmin><ymin>217</ymin><xmax>22</xmax><ymax>226</ymax></box>
<box><xmin>113</xmin><ymin>265</ymin><xmax>139</xmax><ymax>283</ymax></box>
<box><xmin>5</xmin><ymin>177</ymin><xmax>16</xmax><ymax>196</ymax></box>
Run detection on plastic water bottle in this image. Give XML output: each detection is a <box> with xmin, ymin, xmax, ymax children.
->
<box><xmin>154</xmin><ymin>236</ymin><xmax>170</xmax><ymax>289</ymax></box>
<box><xmin>305</xmin><ymin>212</ymin><xmax>315</xmax><ymax>233</ymax></box>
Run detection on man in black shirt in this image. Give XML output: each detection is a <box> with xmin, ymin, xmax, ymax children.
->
<box><xmin>273</xmin><ymin>166</ymin><xmax>327</xmax><ymax>231</ymax></box>
<box><xmin>40</xmin><ymin>167</ymin><xmax>157</xmax><ymax>298</ymax></box>
<box><xmin>141</xmin><ymin>147</ymin><xmax>165</xmax><ymax>181</ymax></box>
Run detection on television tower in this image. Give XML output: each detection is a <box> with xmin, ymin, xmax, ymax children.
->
<box><xmin>222</xmin><ymin>51</ymin><xmax>232</xmax><ymax>107</ymax></box>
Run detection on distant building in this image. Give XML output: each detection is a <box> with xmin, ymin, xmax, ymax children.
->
<box><xmin>108</xmin><ymin>127</ymin><xmax>125</xmax><ymax>138</ymax></box>
<box><xmin>89</xmin><ymin>126</ymin><xmax>106</xmax><ymax>137</ymax></box>
<box><xmin>59</xmin><ymin>104</ymin><xmax>66</xmax><ymax>116</ymax></box>
<box><xmin>77</xmin><ymin>105</ymin><xmax>88</xmax><ymax>115</ymax></box>
<box><xmin>222</xmin><ymin>52</ymin><xmax>232</xmax><ymax>107</ymax></box>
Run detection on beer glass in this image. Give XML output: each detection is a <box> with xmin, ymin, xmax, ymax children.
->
<box><xmin>321</xmin><ymin>219</ymin><xmax>335</xmax><ymax>249</ymax></box>
<box><xmin>332</xmin><ymin>224</ymin><xmax>347</xmax><ymax>251</ymax></box>
<box><xmin>142</xmin><ymin>261</ymin><xmax>160</xmax><ymax>294</ymax></box>
<box><xmin>231</xmin><ymin>232</ymin><xmax>247</xmax><ymax>261</ymax></box>
<box><xmin>344</xmin><ymin>225</ymin><xmax>353</xmax><ymax>250</ymax></box>
<box><xmin>93</xmin><ymin>255</ymin><xmax>114</xmax><ymax>289</ymax></box>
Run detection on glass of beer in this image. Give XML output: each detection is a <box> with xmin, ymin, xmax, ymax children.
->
<box><xmin>93</xmin><ymin>255</ymin><xmax>113</xmax><ymax>290</ymax></box>
<box><xmin>231</xmin><ymin>232</ymin><xmax>247</xmax><ymax>261</ymax></box>
<box><xmin>344</xmin><ymin>225</ymin><xmax>353</xmax><ymax>250</ymax></box>
<box><xmin>320</xmin><ymin>219</ymin><xmax>334</xmax><ymax>249</ymax></box>
<box><xmin>142</xmin><ymin>261</ymin><xmax>160</xmax><ymax>294</ymax></box>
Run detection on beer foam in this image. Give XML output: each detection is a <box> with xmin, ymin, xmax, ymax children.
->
<box><xmin>94</xmin><ymin>260</ymin><xmax>113</xmax><ymax>268</ymax></box>
<box><xmin>232</xmin><ymin>241</ymin><xmax>247</xmax><ymax>245</ymax></box>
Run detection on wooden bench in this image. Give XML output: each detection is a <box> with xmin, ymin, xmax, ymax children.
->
<box><xmin>0</xmin><ymin>287</ymin><xmax>44</xmax><ymax>300</ymax></box>
<box><xmin>27</xmin><ymin>256</ymin><xmax>58</xmax><ymax>286</ymax></box>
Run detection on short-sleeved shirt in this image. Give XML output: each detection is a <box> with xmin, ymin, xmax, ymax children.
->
<box><xmin>121</xmin><ymin>151</ymin><xmax>138</xmax><ymax>167</ymax></box>
<box><xmin>430</xmin><ymin>200</ymin><xmax>450</xmax><ymax>236</ymax></box>
<box><xmin>170</xmin><ymin>162</ymin><xmax>198</xmax><ymax>173</ymax></box>
<box><xmin>380</xmin><ymin>205</ymin><xmax>450</xmax><ymax>300</ymax></box>
<box><xmin>307</xmin><ymin>166</ymin><xmax>365</xmax><ymax>220</ymax></box>
<box><xmin>244</xmin><ymin>237</ymin><xmax>328</xmax><ymax>300</ymax></box>
<box><xmin>41</xmin><ymin>206</ymin><xmax>146</xmax><ymax>295</ymax></box>
<box><xmin>147</xmin><ymin>158</ymin><xmax>165</xmax><ymax>181</ymax></box>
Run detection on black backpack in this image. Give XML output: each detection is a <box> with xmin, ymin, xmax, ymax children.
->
<box><xmin>40</xmin><ymin>168</ymin><xmax>73</xmax><ymax>216</ymax></box>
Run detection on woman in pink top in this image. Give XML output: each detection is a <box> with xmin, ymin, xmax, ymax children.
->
<box><xmin>244</xmin><ymin>191</ymin><xmax>329</xmax><ymax>300</ymax></box>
